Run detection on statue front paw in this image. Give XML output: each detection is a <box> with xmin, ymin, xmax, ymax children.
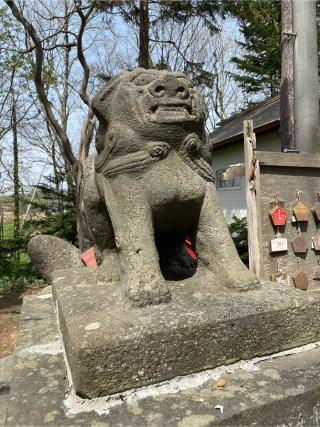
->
<box><xmin>125</xmin><ymin>273</ymin><xmax>171</xmax><ymax>307</ymax></box>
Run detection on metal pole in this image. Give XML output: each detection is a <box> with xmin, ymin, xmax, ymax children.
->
<box><xmin>292</xmin><ymin>0</ymin><xmax>319</xmax><ymax>153</ymax></box>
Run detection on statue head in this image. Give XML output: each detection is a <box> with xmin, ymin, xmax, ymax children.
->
<box><xmin>92</xmin><ymin>68</ymin><xmax>208</xmax><ymax>153</ymax></box>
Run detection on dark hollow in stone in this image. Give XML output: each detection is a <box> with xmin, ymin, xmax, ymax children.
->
<box><xmin>0</xmin><ymin>383</ymin><xmax>10</xmax><ymax>395</ymax></box>
<box><xmin>155</xmin><ymin>231</ymin><xmax>197</xmax><ymax>280</ymax></box>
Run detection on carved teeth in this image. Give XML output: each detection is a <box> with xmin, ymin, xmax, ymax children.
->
<box><xmin>150</xmin><ymin>105</ymin><xmax>191</xmax><ymax>115</ymax></box>
<box><xmin>158</xmin><ymin>106</ymin><xmax>187</xmax><ymax>112</ymax></box>
<box><xmin>149</xmin><ymin>104</ymin><xmax>195</xmax><ymax>120</ymax></box>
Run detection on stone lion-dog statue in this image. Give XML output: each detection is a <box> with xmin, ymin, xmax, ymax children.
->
<box><xmin>84</xmin><ymin>68</ymin><xmax>258</xmax><ymax>307</ymax></box>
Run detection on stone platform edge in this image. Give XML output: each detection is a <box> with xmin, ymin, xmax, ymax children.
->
<box><xmin>53</xmin><ymin>267</ymin><xmax>320</xmax><ymax>398</ymax></box>
<box><xmin>5</xmin><ymin>286</ymin><xmax>320</xmax><ymax>426</ymax></box>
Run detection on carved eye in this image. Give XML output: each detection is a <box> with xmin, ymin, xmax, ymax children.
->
<box><xmin>132</xmin><ymin>73</ymin><xmax>155</xmax><ymax>86</ymax></box>
<box><xmin>177</xmin><ymin>77</ymin><xmax>194</xmax><ymax>88</ymax></box>
<box><xmin>155</xmin><ymin>85</ymin><xmax>165</xmax><ymax>94</ymax></box>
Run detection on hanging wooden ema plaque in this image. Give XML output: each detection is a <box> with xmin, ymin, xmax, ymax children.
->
<box><xmin>291</xmin><ymin>225</ymin><xmax>308</xmax><ymax>254</ymax></box>
<box><xmin>270</xmin><ymin>230</ymin><xmax>288</xmax><ymax>253</ymax></box>
<box><xmin>292</xmin><ymin>260</ymin><xmax>308</xmax><ymax>290</ymax></box>
<box><xmin>312</xmin><ymin>232</ymin><xmax>320</xmax><ymax>251</ymax></box>
<box><xmin>312</xmin><ymin>192</ymin><xmax>320</xmax><ymax>223</ymax></box>
<box><xmin>313</xmin><ymin>255</ymin><xmax>320</xmax><ymax>280</ymax></box>
<box><xmin>269</xmin><ymin>194</ymin><xmax>287</xmax><ymax>254</ymax></box>
<box><xmin>293</xmin><ymin>270</ymin><xmax>308</xmax><ymax>290</ymax></box>
<box><xmin>293</xmin><ymin>191</ymin><xmax>310</xmax><ymax>222</ymax></box>
<box><xmin>270</xmin><ymin>193</ymin><xmax>287</xmax><ymax>226</ymax></box>
<box><xmin>311</xmin><ymin>193</ymin><xmax>320</xmax><ymax>251</ymax></box>
<box><xmin>270</xmin><ymin>260</ymin><xmax>290</xmax><ymax>285</ymax></box>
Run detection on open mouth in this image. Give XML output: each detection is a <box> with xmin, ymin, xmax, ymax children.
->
<box><xmin>149</xmin><ymin>104</ymin><xmax>192</xmax><ymax>115</ymax></box>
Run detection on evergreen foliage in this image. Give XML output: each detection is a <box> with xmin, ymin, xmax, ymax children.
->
<box><xmin>0</xmin><ymin>236</ymin><xmax>38</xmax><ymax>292</ymax></box>
<box><xmin>228</xmin><ymin>215</ymin><xmax>249</xmax><ymax>267</ymax></box>
<box><xmin>0</xmin><ymin>171</ymin><xmax>77</xmax><ymax>293</ymax></box>
<box><xmin>226</xmin><ymin>0</ymin><xmax>320</xmax><ymax>98</ymax></box>
<box><xmin>225</xmin><ymin>0</ymin><xmax>281</xmax><ymax>97</ymax></box>
<box><xmin>95</xmin><ymin>0</ymin><xmax>220</xmax><ymax>31</ymax></box>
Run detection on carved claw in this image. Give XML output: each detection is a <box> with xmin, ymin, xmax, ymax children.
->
<box><xmin>181</xmin><ymin>133</ymin><xmax>201</xmax><ymax>154</ymax></box>
<box><xmin>147</xmin><ymin>142</ymin><xmax>170</xmax><ymax>159</ymax></box>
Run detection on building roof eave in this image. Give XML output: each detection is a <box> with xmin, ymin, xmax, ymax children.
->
<box><xmin>211</xmin><ymin>119</ymin><xmax>280</xmax><ymax>151</ymax></box>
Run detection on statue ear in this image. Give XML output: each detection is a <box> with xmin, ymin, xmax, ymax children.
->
<box><xmin>92</xmin><ymin>90</ymin><xmax>110</xmax><ymax>121</ymax></box>
<box><xmin>92</xmin><ymin>75</ymin><xmax>120</xmax><ymax>120</ymax></box>
<box><xmin>92</xmin><ymin>78</ymin><xmax>120</xmax><ymax>154</ymax></box>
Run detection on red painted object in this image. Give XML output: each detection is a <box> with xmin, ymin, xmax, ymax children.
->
<box><xmin>185</xmin><ymin>238</ymin><xmax>197</xmax><ymax>260</ymax></box>
<box><xmin>270</xmin><ymin>206</ymin><xmax>287</xmax><ymax>226</ymax></box>
<box><xmin>81</xmin><ymin>239</ymin><xmax>197</xmax><ymax>268</ymax></box>
<box><xmin>81</xmin><ymin>247</ymin><xmax>97</xmax><ymax>266</ymax></box>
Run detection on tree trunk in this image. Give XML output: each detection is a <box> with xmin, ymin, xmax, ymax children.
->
<box><xmin>280</xmin><ymin>0</ymin><xmax>295</xmax><ymax>151</ymax></box>
<box><xmin>76</xmin><ymin>109</ymin><xmax>95</xmax><ymax>252</ymax></box>
<box><xmin>60</xmin><ymin>2</ymin><xmax>76</xmax><ymax>197</ymax></box>
<box><xmin>12</xmin><ymin>100</ymin><xmax>20</xmax><ymax>239</ymax></box>
<box><xmin>51</xmin><ymin>140</ymin><xmax>60</xmax><ymax>192</ymax></box>
<box><xmin>76</xmin><ymin>161</ymin><xmax>90</xmax><ymax>252</ymax></box>
<box><xmin>46</xmin><ymin>121</ymin><xmax>60</xmax><ymax>192</ymax></box>
<box><xmin>6</xmin><ymin>0</ymin><xmax>94</xmax><ymax>251</ymax></box>
<box><xmin>139</xmin><ymin>0</ymin><xmax>150</xmax><ymax>68</ymax></box>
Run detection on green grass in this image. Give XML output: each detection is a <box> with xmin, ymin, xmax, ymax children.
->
<box><xmin>1</xmin><ymin>221</ymin><xmax>31</xmax><ymax>268</ymax></box>
<box><xmin>0</xmin><ymin>195</ymin><xmax>13</xmax><ymax>204</ymax></box>
<box><xmin>3</xmin><ymin>221</ymin><xmax>14</xmax><ymax>238</ymax></box>
<box><xmin>0</xmin><ymin>221</ymin><xmax>43</xmax><ymax>293</ymax></box>
<box><xmin>20</xmin><ymin>252</ymin><xmax>30</xmax><ymax>263</ymax></box>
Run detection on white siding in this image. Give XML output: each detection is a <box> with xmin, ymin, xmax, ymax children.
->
<box><xmin>212</xmin><ymin>130</ymin><xmax>280</xmax><ymax>223</ymax></box>
<box><xmin>256</xmin><ymin>130</ymin><xmax>280</xmax><ymax>151</ymax></box>
<box><xmin>212</xmin><ymin>143</ymin><xmax>246</xmax><ymax>224</ymax></box>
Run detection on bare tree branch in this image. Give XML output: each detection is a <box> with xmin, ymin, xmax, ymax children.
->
<box><xmin>74</xmin><ymin>0</ymin><xmax>96</xmax><ymax>107</ymax></box>
<box><xmin>5</xmin><ymin>0</ymin><xmax>78</xmax><ymax>169</ymax></box>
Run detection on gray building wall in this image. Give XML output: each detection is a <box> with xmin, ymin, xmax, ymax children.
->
<box><xmin>212</xmin><ymin>129</ymin><xmax>280</xmax><ymax>223</ymax></box>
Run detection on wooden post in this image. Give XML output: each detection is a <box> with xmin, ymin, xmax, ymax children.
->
<box><xmin>244</xmin><ymin>120</ymin><xmax>262</xmax><ymax>277</ymax></box>
<box><xmin>280</xmin><ymin>0</ymin><xmax>295</xmax><ymax>151</ymax></box>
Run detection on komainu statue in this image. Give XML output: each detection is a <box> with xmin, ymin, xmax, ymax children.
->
<box><xmin>84</xmin><ymin>68</ymin><xmax>258</xmax><ymax>307</ymax></box>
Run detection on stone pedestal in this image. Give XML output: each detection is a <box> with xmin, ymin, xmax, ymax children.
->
<box><xmin>5</xmin><ymin>286</ymin><xmax>320</xmax><ymax>426</ymax></box>
<box><xmin>52</xmin><ymin>267</ymin><xmax>320</xmax><ymax>398</ymax></box>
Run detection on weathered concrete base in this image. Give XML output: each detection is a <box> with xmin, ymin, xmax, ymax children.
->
<box><xmin>53</xmin><ymin>267</ymin><xmax>320</xmax><ymax>398</ymax></box>
<box><xmin>0</xmin><ymin>355</ymin><xmax>13</xmax><ymax>426</ymax></box>
<box><xmin>4</xmin><ymin>287</ymin><xmax>320</xmax><ymax>426</ymax></box>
